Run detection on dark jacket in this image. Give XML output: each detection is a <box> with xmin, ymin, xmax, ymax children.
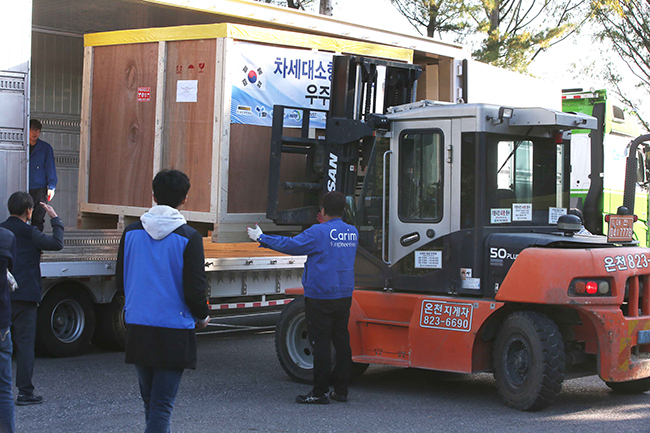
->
<box><xmin>0</xmin><ymin>227</ymin><xmax>16</xmax><ymax>329</ymax></box>
<box><xmin>29</xmin><ymin>138</ymin><xmax>57</xmax><ymax>190</ymax></box>
<box><xmin>116</xmin><ymin>205</ymin><xmax>209</xmax><ymax>370</ymax></box>
<box><xmin>0</xmin><ymin>216</ymin><xmax>64</xmax><ymax>303</ymax></box>
<box><xmin>259</xmin><ymin>218</ymin><xmax>358</xmax><ymax>300</ymax></box>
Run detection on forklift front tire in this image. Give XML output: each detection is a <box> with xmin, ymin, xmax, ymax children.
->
<box><xmin>493</xmin><ymin>311</ymin><xmax>566</xmax><ymax>411</ymax></box>
<box><xmin>275</xmin><ymin>297</ymin><xmax>313</xmax><ymax>383</ymax></box>
<box><xmin>275</xmin><ymin>296</ymin><xmax>369</xmax><ymax>384</ymax></box>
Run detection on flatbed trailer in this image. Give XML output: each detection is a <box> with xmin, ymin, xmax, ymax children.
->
<box><xmin>38</xmin><ymin>230</ymin><xmax>304</xmax><ymax>357</ymax></box>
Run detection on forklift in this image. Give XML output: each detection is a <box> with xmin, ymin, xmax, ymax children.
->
<box><xmin>267</xmin><ymin>55</ymin><xmax>650</xmax><ymax>410</ymax></box>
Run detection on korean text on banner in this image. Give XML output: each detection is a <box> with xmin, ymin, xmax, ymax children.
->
<box><xmin>231</xmin><ymin>41</ymin><xmax>333</xmax><ymax>128</ymax></box>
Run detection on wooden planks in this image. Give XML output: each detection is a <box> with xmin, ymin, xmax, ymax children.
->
<box><xmin>227</xmin><ymin>124</ymin><xmax>306</xmax><ymax>213</ymax></box>
<box><xmin>88</xmin><ymin>43</ymin><xmax>158</xmax><ymax>207</ymax></box>
<box><xmin>202</xmin><ymin>238</ymin><xmax>293</xmax><ymax>258</ymax></box>
<box><xmin>162</xmin><ymin>39</ymin><xmax>216</xmax><ymax>213</ymax></box>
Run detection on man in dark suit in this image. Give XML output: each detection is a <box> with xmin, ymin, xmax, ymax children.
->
<box><xmin>0</xmin><ymin>192</ymin><xmax>63</xmax><ymax>406</ymax></box>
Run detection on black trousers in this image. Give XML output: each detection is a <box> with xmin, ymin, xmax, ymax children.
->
<box><xmin>11</xmin><ymin>301</ymin><xmax>38</xmax><ymax>396</ymax></box>
<box><xmin>29</xmin><ymin>187</ymin><xmax>48</xmax><ymax>232</ymax></box>
<box><xmin>304</xmin><ymin>296</ymin><xmax>352</xmax><ymax>397</ymax></box>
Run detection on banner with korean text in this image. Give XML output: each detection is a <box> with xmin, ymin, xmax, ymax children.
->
<box><xmin>230</xmin><ymin>41</ymin><xmax>332</xmax><ymax>128</ymax></box>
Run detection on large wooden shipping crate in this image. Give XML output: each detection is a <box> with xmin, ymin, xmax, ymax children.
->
<box><xmin>78</xmin><ymin>23</ymin><xmax>413</xmax><ymax>241</ymax></box>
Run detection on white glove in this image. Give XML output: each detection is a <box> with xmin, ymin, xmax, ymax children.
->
<box><xmin>47</xmin><ymin>189</ymin><xmax>55</xmax><ymax>201</ymax></box>
<box><xmin>7</xmin><ymin>271</ymin><xmax>18</xmax><ymax>292</ymax></box>
<box><xmin>247</xmin><ymin>224</ymin><xmax>263</xmax><ymax>242</ymax></box>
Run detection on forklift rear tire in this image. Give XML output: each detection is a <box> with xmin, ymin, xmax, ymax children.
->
<box><xmin>36</xmin><ymin>286</ymin><xmax>96</xmax><ymax>357</ymax></box>
<box><xmin>275</xmin><ymin>296</ymin><xmax>369</xmax><ymax>384</ymax></box>
<box><xmin>493</xmin><ymin>311</ymin><xmax>565</xmax><ymax>411</ymax></box>
<box><xmin>605</xmin><ymin>378</ymin><xmax>650</xmax><ymax>394</ymax></box>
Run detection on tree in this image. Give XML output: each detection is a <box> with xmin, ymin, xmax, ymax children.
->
<box><xmin>471</xmin><ymin>0</ymin><xmax>588</xmax><ymax>73</ymax></box>
<box><xmin>590</xmin><ymin>0</ymin><xmax>650</xmax><ymax>131</ymax></box>
<box><xmin>389</xmin><ymin>0</ymin><xmax>476</xmax><ymax>39</ymax></box>
<box><xmin>390</xmin><ymin>0</ymin><xmax>588</xmax><ymax>73</ymax></box>
<box><xmin>253</xmin><ymin>0</ymin><xmax>329</xmax><ymax>13</ymax></box>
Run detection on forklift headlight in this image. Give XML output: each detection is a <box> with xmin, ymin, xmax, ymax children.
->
<box><xmin>569</xmin><ymin>279</ymin><xmax>611</xmax><ymax>297</ymax></box>
<box><xmin>498</xmin><ymin>106</ymin><xmax>514</xmax><ymax>120</ymax></box>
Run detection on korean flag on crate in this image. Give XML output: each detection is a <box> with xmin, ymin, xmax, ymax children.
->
<box><xmin>231</xmin><ymin>41</ymin><xmax>331</xmax><ymax>128</ymax></box>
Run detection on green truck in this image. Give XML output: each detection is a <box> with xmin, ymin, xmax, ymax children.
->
<box><xmin>563</xmin><ymin>88</ymin><xmax>649</xmax><ymax>244</ymax></box>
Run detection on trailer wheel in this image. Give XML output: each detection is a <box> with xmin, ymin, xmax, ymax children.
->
<box><xmin>36</xmin><ymin>286</ymin><xmax>96</xmax><ymax>357</ymax></box>
<box><xmin>605</xmin><ymin>378</ymin><xmax>650</xmax><ymax>394</ymax></box>
<box><xmin>275</xmin><ymin>297</ymin><xmax>369</xmax><ymax>384</ymax></box>
<box><xmin>493</xmin><ymin>311</ymin><xmax>565</xmax><ymax>411</ymax></box>
<box><xmin>92</xmin><ymin>293</ymin><xmax>126</xmax><ymax>351</ymax></box>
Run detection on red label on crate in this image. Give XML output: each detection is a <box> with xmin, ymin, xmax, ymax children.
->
<box><xmin>137</xmin><ymin>87</ymin><xmax>151</xmax><ymax>101</ymax></box>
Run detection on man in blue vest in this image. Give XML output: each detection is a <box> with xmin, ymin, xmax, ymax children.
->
<box><xmin>248</xmin><ymin>191</ymin><xmax>358</xmax><ymax>404</ymax></box>
<box><xmin>28</xmin><ymin>119</ymin><xmax>57</xmax><ymax>232</ymax></box>
<box><xmin>117</xmin><ymin>169</ymin><xmax>210</xmax><ymax>432</ymax></box>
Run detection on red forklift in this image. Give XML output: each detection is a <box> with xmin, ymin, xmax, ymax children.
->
<box><xmin>267</xmin><ymin>55</ymin><xmax>650</xmax><ymax>410</ymax></box>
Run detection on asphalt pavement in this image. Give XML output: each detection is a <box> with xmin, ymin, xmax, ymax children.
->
<box><xmin>13</xmin><ymin>314</ymin><xmax>650</xmax><ymax>432</ymax></box>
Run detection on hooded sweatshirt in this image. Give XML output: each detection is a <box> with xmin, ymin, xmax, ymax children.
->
<box><xmin>116</xmin><ymin>205</ymin><xmax>209</xmax><ymax>369</ymax></box>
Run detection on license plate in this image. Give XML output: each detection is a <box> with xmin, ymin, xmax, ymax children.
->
<box><xmin>607</xmin><ymin>215</ymin><xmax>635</xmax><ymax>242</ymax></box>
<box><xmin>420</xmin><ymin>300</ymin><xmax>473</xmax><ymax>332</ymax></box>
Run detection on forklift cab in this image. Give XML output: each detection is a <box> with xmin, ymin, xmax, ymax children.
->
<box><xmin>354</xmin><ymin>103</ymin><xmax>597</xmax><ymax>296</ymax></box>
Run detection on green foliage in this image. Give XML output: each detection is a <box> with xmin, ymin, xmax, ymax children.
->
<box><xmin>390</xmin><ymin>0</ymin><xmax>588</xmax><ymax>73</ymax></box>
<box><xmin>470</xmin><ymin>0</ymin><xmax>587</xmax><ymax>73</ymax></box>
<box><xmin>590</xmin><ymin>0</ymin><xmax>650</xmax><ymax>131</ymax></box>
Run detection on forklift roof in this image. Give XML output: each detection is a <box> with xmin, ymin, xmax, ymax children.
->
<box><xmin>385</xmin><ymin>101</ymin><xmax>598</xmax><ymax>132</ymax></box>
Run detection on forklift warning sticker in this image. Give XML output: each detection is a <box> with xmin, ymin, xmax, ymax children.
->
<box><xmin>490</xmin><ymin>208</ymin><xmax>511</xmax><ymax>224</ymax></box>
<box><xmin>420</xmin><ymin>300</ymin><xmax>473</xmax><ymax>332</ymax></box>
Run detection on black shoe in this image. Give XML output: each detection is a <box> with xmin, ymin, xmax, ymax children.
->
<box><xmin>16</xmin><ymin>394</ymin><xmax>43</xmax><ymax>406</ymax></box>
<box><xmin>329</xmin><ymin>391</ymin><xmax>348</xmax><ymax>402</ymax></box>
<box><xmin>295</xmin><ymin>391</ymin><xmax>329</xmax><ymax>405</ymax></box>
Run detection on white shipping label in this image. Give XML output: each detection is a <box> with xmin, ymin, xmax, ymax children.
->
<box><xmin>414</xmin><ymin>251</ymin><xmax>442</xmax><ymax>269</ymax></box>
<box><xmin>177</xmin><ymin>80</ymin><xmax>198</xmax><ymax>102</ymax></box>
<box><xmin>512</xmin><ymin>203</ymin><xmax>532</xmax><ymax>221</ymax></box>
<box><xmin>491</xmin><ymin>208</ymin><xmax>511</xmax><ymax>224</ymax></box>
<box><xmin>549</xmin><ymin>207</ymin><xmax>567</xmax><ymax>224</ymax></box>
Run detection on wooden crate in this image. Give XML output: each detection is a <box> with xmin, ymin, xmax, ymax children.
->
<box><xmin>78</xmin><ymin>23</ymin><xmax>413</xmax><ymax>241</ymax></box>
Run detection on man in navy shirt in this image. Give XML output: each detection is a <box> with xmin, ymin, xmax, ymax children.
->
<box><xmin>248</xmin><ymin>191</ymin><xmax>358</xmax><ymax>404</ymax></box>
<box><xmin>28</xmin><ymin>119</ymin><xmax>57</xmax><ymax>232</ymax></box>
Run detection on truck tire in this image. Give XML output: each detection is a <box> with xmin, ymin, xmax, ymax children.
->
<box><xmin>605</xmin><ymin>378</ymin><xmax>650</xmax><ymax>394</ymax></box>
<box><xmin>493</xmin><ymin>311</ymin><xmax>565</xmax><ymax>411</ymax></box>
<box><xmin>275</xmin><ymin>297</ymin><xmax>369</xmax><ymax>383</ymax></box>
<box><xmin>92</xmin><ymin>293</ymin><xmax>126</xmax><ymax>351</ymax></box>
<box><xmin>36</xmin><ymin>286</ymin><xmax>96</xmax><ymax>357</ymax></box>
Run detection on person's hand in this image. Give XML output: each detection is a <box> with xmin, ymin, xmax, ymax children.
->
<box><xmin>47</xmin><ymin>189</ymin><xmax>55</xmax><ymax>201</ymax></box>
<box><xmin>195</xmin><ymin>316</ymin><xmax>210</xmax><ymax>330</ymax></box>
<box><xmin>247</xmin><ymin>224</ymin><xmax>263</xmax><ymax>242</ymax></box>
<box><xmin>40</xmin><ymin>202</ymin><xmax>57</xmax><ymax>218</ymax></box>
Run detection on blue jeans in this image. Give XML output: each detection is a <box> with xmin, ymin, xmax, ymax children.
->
<box><xmin>135</xmin><ymin>365</ymin><xmax>183</xmax><ymax>433</ymax></box>
<box><xmin>0</xmin><ymin>327</ymin><xmax>14</xmax><ymax>433</ymax></box>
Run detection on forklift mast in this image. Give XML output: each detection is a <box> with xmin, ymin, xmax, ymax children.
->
<box><xmin>266</xmin><ymin>55</ymin><xmax>422</xmax><ymax>225</ymax></box>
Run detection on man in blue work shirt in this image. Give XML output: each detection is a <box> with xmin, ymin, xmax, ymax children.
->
<box><xmin>248</xmin><ymin>191</ymin><xmax>358</xmax><ymax>404</ymax></box>
<box><xmin>28</xmin><ymin>119</ymin><xmax>57</xmax><ymax>232</ymax></box>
